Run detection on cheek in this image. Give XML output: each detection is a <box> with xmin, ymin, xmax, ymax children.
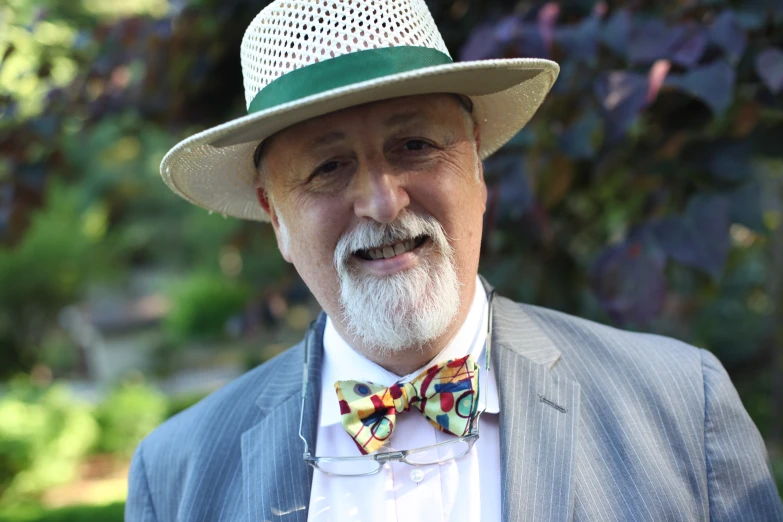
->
<box><xmin>410</xmin><ymin>167</ymin><xmax>486</xmax><ymax>270</ymax></box>
<box><xmin>291</xmin><ymin>212</ymin><xmax>338</xmax><ymax>267</ymax></box>
<box><xmin>414</xmin><ymin>170</ymin><xmax>486</xmax><ymax>231</ymax></box>
<box><xmin>284</xmin><ymin>197</ymin><xmax>348</xmax><ymax>298</ymax></box>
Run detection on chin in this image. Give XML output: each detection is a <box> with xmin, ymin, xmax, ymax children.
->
<box><xmin>338</xmin><ymin>257</ymin><xmax>461</xmax><ymax>354</ymax></box>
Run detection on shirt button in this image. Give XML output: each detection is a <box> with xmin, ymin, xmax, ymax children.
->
<box><xmin>410</xmin><ymin>469</ymin><xmax>425</xmax><ymax>483</ymax></box>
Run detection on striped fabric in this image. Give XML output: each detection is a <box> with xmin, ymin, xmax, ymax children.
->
<box><xmin>126</xmin><ymin>288</ymin><xmax>783</xmax><ymax>521</ymax></box>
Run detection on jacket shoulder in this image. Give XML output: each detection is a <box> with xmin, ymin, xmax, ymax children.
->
<box><xmin>126</xmin><ymin>341</ymin><xmax>307</xmax><ymax>521</ymax></box>
<box><xmin>498</xmin><ymin>298</ymin><xmax>710</xmax><ymax>423</ymax></box>
<box><xmin>140</xmin><ymin>340</ymin><xmax>305</xmax><ymax>460</ymax></box>
<box><xmin>516</xmin><ymin>300</ymin><xmax>705</xmax><ymax>377</ymax></box>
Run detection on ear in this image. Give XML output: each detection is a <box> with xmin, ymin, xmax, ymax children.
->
<box><xmin>255</xmin><ymin>187</ymin><xmax>293</xmax><ymax>263</ymax></box>
<box><xmin>255</xmin><ymin>186</ymin><xmax>274</xmax><ymax>220</ymax></box>
<box><xmin>472</xmin><ymin>122</ymin><xmax>488</xmax><ymax>210</ymax></box>
<box><xmin>478</xmin><ymin>165</ymin><xmax>488</xmax><ymax>213</ymax></box>
<box><xmin>472</xmin><ymin>119</ymin><xmax>482</xmax><ymax>167</ymax></box>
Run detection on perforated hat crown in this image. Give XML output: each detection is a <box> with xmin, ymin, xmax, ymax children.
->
<box><xmin>240</xmin><ymin>0</ymin><xmax>450</xmax><ymax>110</ymax></box>
<box><xmin>160</xmin><ymin>0</ymin><xmax>560</xmax><ymax>221</ymax></box>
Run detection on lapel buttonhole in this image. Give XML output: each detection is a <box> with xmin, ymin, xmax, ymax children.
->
<box><xmin>538</xmin><ymin>394</ymin><xmax>568</xmax><ymax>413</ymax></box>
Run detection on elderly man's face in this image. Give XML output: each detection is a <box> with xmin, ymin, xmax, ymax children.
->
<box><xmin>258</xmin><ymin>94</ymin><xmax>487</xmax><ymax>354</ymax></box>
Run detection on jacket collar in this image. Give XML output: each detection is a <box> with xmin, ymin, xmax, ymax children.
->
<box><xmin>480</xmin><ymin>275</ymin><xmax>562</xmax><ymax>369</ymax></box>
<box><xmin>250</xmin><ymin>277</ymin><xmax>563</xmax><ymax>415</ymax></box>
<box><xmin>242</xmin><ymin>312</ymin><xmax>326</xmax><ymax>522</ymax></box>
<box><xmin>243</xmin><ymin>279</ymin><xmax>576</xmax><ymax>522</ymax></box>
<box><xmin>481</xmin><ymin>278</ymin><xmax>578</xmax><ymax>522</ymax></box>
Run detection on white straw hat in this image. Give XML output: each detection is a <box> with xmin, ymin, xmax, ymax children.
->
<box><xmin>160</xmin><ymin>0</ymin><xmax>559</xmax><ymax>221</ymax></box>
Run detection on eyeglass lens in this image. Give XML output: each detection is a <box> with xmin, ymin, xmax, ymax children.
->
<box><xmin>403</xmin><ymin>439</ymin><xmax>472</xmax><ymax>465</ymax></box>
<box><xmin>316</xmin><ymin>458</ymin><xmax>381</xmax><ymax>476</ymax></box>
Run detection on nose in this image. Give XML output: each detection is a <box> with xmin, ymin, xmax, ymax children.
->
<box><xmin>351</xmin><ymin>163</ymin><xmax>410</xmax><ymax>223</ymax></box>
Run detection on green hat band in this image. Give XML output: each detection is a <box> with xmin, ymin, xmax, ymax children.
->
<box><xmin>247</xmin><ymin>46</ymin><xmax>453</xmax><ymax>114</ymax></box>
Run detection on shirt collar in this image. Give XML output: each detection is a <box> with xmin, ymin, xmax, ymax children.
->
<box><xmin>319</xmin><ymin>275</ymin><xmax>500</xmax><ymax>427</ymax></box>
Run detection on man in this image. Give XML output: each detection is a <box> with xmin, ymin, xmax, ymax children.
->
<box><xmin>127</xmin><ymin>0</ymin><xmax>783</xmax><ymax>520</ymax></box>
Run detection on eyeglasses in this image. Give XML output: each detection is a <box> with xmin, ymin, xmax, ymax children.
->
<box><xmin>298</xmin><ymin>290</ymin><xmax>496</xmax><ymax>477</ymax></box>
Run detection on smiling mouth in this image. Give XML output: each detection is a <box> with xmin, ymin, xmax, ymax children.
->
<box><xmin>353</xmin><ymin>235</ymin><xmax>429</xmax><ymax>261</ymax></box>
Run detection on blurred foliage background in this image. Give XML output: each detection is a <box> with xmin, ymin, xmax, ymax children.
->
<box><xmin>1</xmin><ymin>0</ymin><xmax>782</xmax><ymax>518</ymax></box>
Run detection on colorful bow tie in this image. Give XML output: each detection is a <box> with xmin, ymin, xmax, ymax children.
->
<box><xmin>334</xmin><ymin>354</ymin><xmax>480</xmax><ymax>455</ymax></box>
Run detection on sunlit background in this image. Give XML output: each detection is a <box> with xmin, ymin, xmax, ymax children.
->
<box><xmin>1</xmin><ymin>0</ymin><xmax>782</xmax><ymax>519</ymax></box>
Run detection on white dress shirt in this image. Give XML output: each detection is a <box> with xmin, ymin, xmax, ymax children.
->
<box><xmin>308</xmin><ymin>277</ymin><xmax>501</xmax><ymax>522</ymax></box>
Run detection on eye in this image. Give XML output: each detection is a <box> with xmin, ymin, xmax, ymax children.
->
<box><xmin>403</xmin><ymin>139</ymin><xmax>431</xmax><ymax>152</ymax></box>
<box><xmin>313</xmin><ymin>160</ymin><xmax>341</xmax><ymax>176</ymax></box>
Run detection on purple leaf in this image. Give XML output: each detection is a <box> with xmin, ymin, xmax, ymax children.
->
<box><xmin>729</xmin><ymin>181</ymin><xmax>766</xmax><ymax>233</ymax></box>
<box><xmin>686</xmin><ymin>139</ymin><xmax>754</xmax><ymax>183</ymax></box>
<box><xmin>628</xmin><ymin>20</ymin><xmax>707</xmax><ymax>67</ymax></box>
<box><xmin>651</xmin><ymin>194</ymin><xmax>731</xmax><ymax>279</ymax></box>
<box><xmin>516</xmin><ymin>22</ymin><xmax>550</xmax><ymax>59</ymax></box>
<box><xmin>558</xmin><ymin>109</ymin><xmax>602</xmax><ymax>159</ymax></box>
<box><xmin>485</xmin><ymin>154</ymin><xmax>533</xmax><ymax>221</ymax></box>
<box><xmin>671</xmin><ymin>25</ymin><xmax>708</xmax><ymax>68</ymax></box>
<box><xmin>460</xmin><ymin>22</ymin><xmax>507</xmax><ymax>61</ymax></box>
<box><xmin>589</xmin><ymin>232</ymin><xmax>668</xmax><ymax>325</ymax></box>
<box><xmin>554</xmin><ymin>9</ymin><xmax>602</xmax><ymax>63</ymax></box>
<box><xmin>537</xmin><ymin>3</ymin><xmax>559</xmax><ymax>53</ymax></box>
<box><xmin>755</xmin><ymin>47</ymin><xmax>783</xmax><ymax>94</ymax></box>
<box><xmin>601</xmin><ymin>8</ymin><xmax>631</xmax><ymax>58</ymax></box>
<box><xmin>665</xmin><ymin>60</ymin><xmax>735</xmax><ymax>114</ymax></box>
<box><xmin>628</xmin><ymin>19</ymin><xmax>685</xmax><ymax>65</ymax></box>
<box><xmin>709</xmin><ymin>10</ymin><xmax>747</xmax><ymax>63</ymax></box>
<box><xmin>496</xmin><ymin>14</ymin><xmax>522</xmax><ymax>44</ymax></box>
<box><xmin>709</xmin><ymin>140</ymin><xmax>753</xmax><ymax>182</ymax></box>
<box><xmin>734</xmin><ymin>6</ymin><xmax>768</xmax><ymax>31</ymax></box>
<box><xmin>459</xmin><ymin>15</ymin><xmax>530</xmax><ymax>61</ymax></box>
<box><xmin>594</xmin><ymin>71</ymin><xmax>648</xmax><ymax>142</ymax></box>
<box><xmin>153</xmin><ymin>19</ymin><xmax>172</xmax><ymax>38</ymax></box>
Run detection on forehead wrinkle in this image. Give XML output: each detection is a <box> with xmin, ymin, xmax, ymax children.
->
<box><xmin>383</xmin><ymin>110</ymin><xmax>427</xmax><ymax>129</ymax></box>
<box><xmin>307</xmin><ymin>131</ymin><xmax>347</xmax><ymax>150</ymax></box>
<box><xmin>257</xmin><ymin>95</ymin><xmax>472</xmax><ymax>186</ymax></box>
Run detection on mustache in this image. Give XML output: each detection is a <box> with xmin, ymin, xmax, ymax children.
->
<box><xmin>333</xmin><ymin>211</ymin><xmax>451</xmax><ymax>270</ymax></box>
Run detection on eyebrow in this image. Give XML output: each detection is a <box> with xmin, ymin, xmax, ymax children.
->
<box><xmin>303</xmin><ymin>110</ymin><xmax>428</xmax><ymax>151</ymax></box>
<box><xmin>307</xmin><ymin>131</ymin><xmax>347</xmax><ymax>150</ymax></box>
<box><xmin>384</xmin><ymin>111</ymin><xmax>427</xmax><ymax>128</ymax></box>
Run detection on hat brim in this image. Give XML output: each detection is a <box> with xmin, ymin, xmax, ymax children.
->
<box><xmin>160</xmin><ymin>58</ymin><xmax>559</xmax><ymax>222</ymax></box>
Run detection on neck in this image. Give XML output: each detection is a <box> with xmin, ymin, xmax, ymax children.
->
<box><xmin>332</xmin><ymin>277</ymin><xmax>478</xmax><ymax>376</ymax></box>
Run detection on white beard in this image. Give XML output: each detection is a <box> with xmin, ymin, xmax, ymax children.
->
<box><xmin>333</xmin><ymin>211</ymin><xmax>461</xmax><ymax>355</ymax></box>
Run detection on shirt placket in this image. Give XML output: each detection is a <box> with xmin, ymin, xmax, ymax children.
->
<box><xmin>388</xmin><ymin>413</ymin><xmax>443</xmax><ymax>522</ymax></box>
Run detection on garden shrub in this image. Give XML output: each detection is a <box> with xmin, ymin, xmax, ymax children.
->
<box><xmin>93</xmin><ymin>381</ymin><xmax>167</xmax><ymax>458</ymax></box>
<box><xmin>166</xmin><ymin>391</ymin><xmax>207</xmax><ymax>419</ymax></box>
<box><xmin>164</xmin><ymin>273</ymin><xmax>251</xmax><ymax>341</ymax></box>
<box><xmin>0</xmin><ymin>379</ymin><xmax>98</xmax><ymax>506</ymax></box>
<box><xmin>0</xmin><ymin>183</ymin><xmax>100</xmax><ymax>378</ymax></box>
<box><xmin>0</xmin><ymin>502</ymin><xmax>125</xmax><ymax>522</ymax></box>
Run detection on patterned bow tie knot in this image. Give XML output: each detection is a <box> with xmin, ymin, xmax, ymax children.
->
<box><xmin>335</xmin><ymin>355</ymin><xmax>480</xmax><ymax>455</ymax></box>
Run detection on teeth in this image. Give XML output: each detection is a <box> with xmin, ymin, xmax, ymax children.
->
<box><xmin>363</xmin><ymin>238</ymin><xmax>419</xmax><ymax>261</ymax></box>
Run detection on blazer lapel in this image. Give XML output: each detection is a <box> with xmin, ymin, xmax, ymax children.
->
<box><xmin>491</xmin><ymin>295</ymin><xmax>581</xmax><ymax>522</ymax></box>
<box><xmin>242</xmin><ymin>314</ymin><xmax>326</xmax><ymax>522</ymax></box>
<box><xmin>240</xmin><ymin>283</ymin><xmax>579</xmax><ymax>521</ymax></box>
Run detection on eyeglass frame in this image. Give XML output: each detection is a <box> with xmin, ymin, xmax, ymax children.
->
<box><xmin>297</xmin><ymin>289</ymin><xmax>496</xmax><ymax>477</ymax></box>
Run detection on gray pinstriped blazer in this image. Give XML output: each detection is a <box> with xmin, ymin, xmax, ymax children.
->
<box><xmin>126</xmin><ymin>290</ymin><xmax>783</xmax><ymax>521</ymax></box>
